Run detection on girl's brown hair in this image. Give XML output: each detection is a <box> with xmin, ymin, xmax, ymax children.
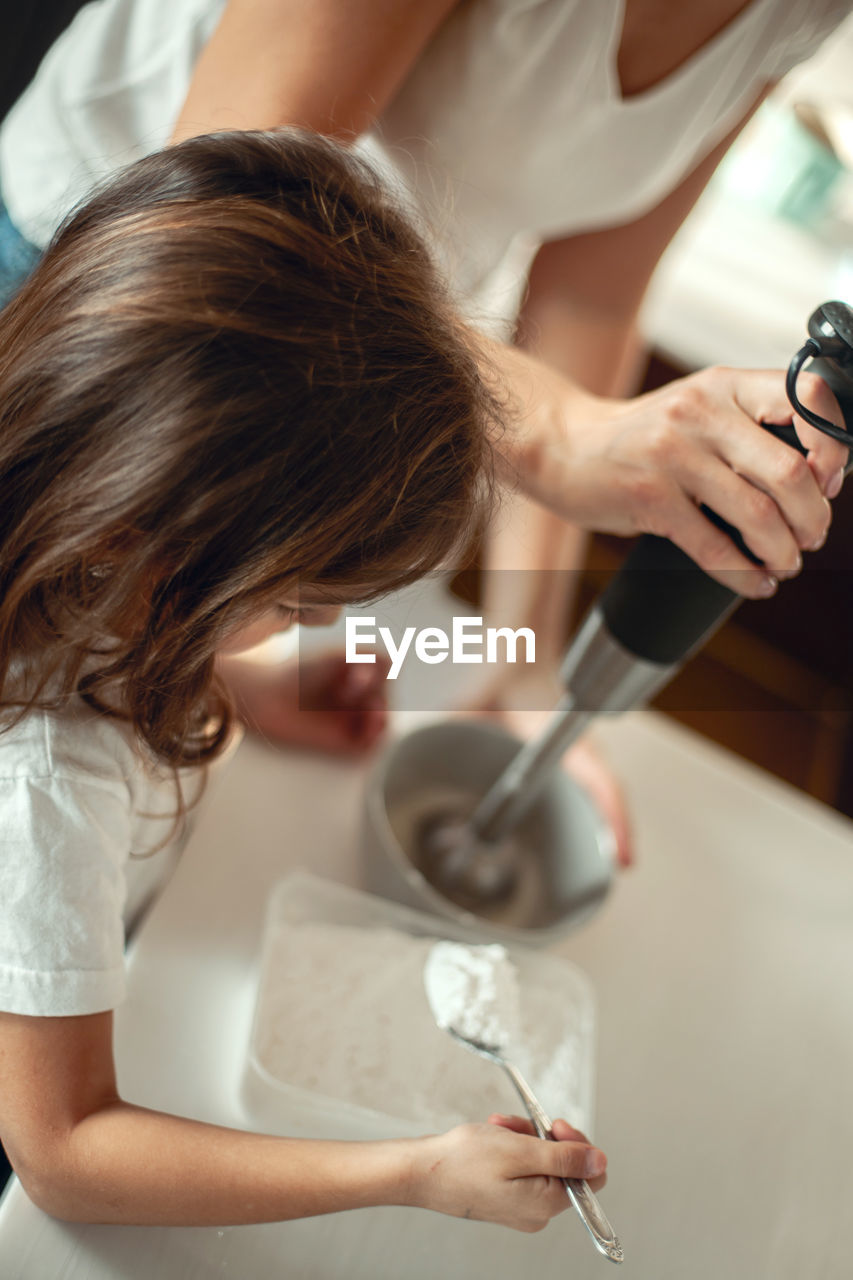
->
<box><xmin>0</xmin><ymin>129</ymin><xmax>498</xmax><ymax>766</ymax></box>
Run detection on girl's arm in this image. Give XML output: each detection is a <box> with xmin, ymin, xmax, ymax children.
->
<box><xmin>0</xmin><ymin>1010</ymin><xmax>605</xmax><ymax>1228</ymax></box>
<box><xmin>171</xmin><ymin>0</ymin><xmax>459</xmax><ymax>142</ymax></box>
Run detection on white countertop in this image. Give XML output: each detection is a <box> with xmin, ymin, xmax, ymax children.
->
<box><xmin>2</xmin><ymin>708</ymin><xmax>852</xmax><ymax>1279</ymax></box>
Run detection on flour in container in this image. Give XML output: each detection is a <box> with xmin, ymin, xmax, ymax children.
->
<box><xmin>251</xmin><ymin>920</ymin><xmax>588</xmax><ymax>1130</ymax></box>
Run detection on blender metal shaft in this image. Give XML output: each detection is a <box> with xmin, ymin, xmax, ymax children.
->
<box><xmin>465</xmin><ymin>604</ymin><xmax>679</xmax><ymax>847</ymax></box>
<box><xmin>465</xmin><ymin>697</ymin><xmax>591</xmax><ymax>843</ymax></box>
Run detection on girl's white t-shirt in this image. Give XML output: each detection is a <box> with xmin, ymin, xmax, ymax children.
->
<box><xmin>1</xmin><ymin>0</ymin><xmax>850</xmax><ymax>333</ymax></box>
<box><xmin>0</xmin><ymin>695</ymin><xmax>205</xmax><ymax>1017</ymax></box>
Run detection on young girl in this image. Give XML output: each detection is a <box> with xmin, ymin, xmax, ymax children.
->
<box><xmin>0</xmin><ymin>128</ymin><xmax>607</xmax><ymax>1229</ymax></box>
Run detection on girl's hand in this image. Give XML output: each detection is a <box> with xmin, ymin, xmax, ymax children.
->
<box><xmin>222</xmin><ymin>651</ymin><xmax>389</xmax><ymax>755</ymax></box>
<box><xmin>0</xmin><ymin>1008</ymin><xmax>604</xmax><ymax>1227</ymax></box>
<box><xmin>407</xmin><ymin>1117</ymin><xmax>607</xmax><ymax>1232</ymax></box>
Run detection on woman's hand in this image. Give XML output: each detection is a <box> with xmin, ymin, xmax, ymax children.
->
<box><xmin>491</xmin><ymin>343</ymin><xmax>847</xmax><ymax>599</ymax></box>
<box><xmin>407</xmin><ymin>1116</ymin><xmax>606</xmax><ymax>1232</ymax></box>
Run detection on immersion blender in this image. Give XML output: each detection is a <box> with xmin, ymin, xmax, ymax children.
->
<box><xmin>423</xmin><ymin>301</ymin><xmax>853</xmax><ymax>897</ymax></box>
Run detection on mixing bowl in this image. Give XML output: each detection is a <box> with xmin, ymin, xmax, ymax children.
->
<box><xmin>361</xmin><ymin>718</ymin><xmax>616</xmax><ymax>946</ymax></box>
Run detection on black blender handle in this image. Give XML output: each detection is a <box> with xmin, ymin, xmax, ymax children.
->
<box><xmin>599</xmin><ymin>420</ymin><xmax>807</xmax><ymax>667</ymax></box>
<box><xmin>599</xmin><ymin>301</ymin><xmax>853</xmax><ymax>669</ymax></box>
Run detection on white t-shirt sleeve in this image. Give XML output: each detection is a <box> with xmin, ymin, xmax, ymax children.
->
<box><xmin>0</xmin><ymin>773</ymin><xmax>131</xmax><ymax>1016</ymax></box>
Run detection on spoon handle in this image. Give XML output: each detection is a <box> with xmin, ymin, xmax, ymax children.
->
<box><xmin>500</xmin><ymin>1061</ymin><xmax>624</xmax><ymax>1264</ymax></box>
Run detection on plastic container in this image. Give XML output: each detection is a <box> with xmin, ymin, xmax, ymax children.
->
<box><xmin>241</xmin><ymin>872</ymin><xmax>596</xmax><ymax>1141</ymax></box>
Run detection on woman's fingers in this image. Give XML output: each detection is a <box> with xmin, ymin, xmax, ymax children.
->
<box><xmin>733</xmin><ymin>367</ymin><xmax>849</xmax><ymax>496</ymax></box>
<box><xmin>718</xmin><ymin>369</ymin><xmax>842</xmax><ymax>551</ymax></box>
<box><xmin>720</xmin><ymin>371</ymin><xmax>835</xmax><ymax>548</ymax></box>
<box><xmin>637</xmin><ymin>482</ymin><xmax>780</xmax><ymax>598</ymax></box>
<box><xmin>679</xmin><ymin>449</ymin><xmax>805</xmax><ymax>580</ymax></box>
<box><xmin>624</xmin><ymin>367</ymin><xmax>843</xmax><ymax>595</ymax></box>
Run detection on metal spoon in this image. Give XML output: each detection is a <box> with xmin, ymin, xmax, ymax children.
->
<box><xmin>441</xmin><ymin>1023</ymin><xmax>623</xmax><ymax>1264</ymax></box>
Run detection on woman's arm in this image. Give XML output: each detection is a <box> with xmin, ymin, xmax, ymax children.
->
<box><xmin>478</xmin><ymin>99</ymin><xmax>779</xmax><ymax>674</ymax></box>
<box><xmin>171</xmin><ymin>0</ymin><xmax>458</xmax><ymax>142</ymax></box>
<box><xmin>490</xmin><ymin>84</ymin><xmax>846</xmax><ymax>597</ymax></box>
<box><xmin>0</xmin><ymin>1010</ymin><xmax>605</xmax><ymax>1228</ymax></box>
<box><xmin>481</xmin><ymin>87</ymin><xmax>846</xmax><ymax>598</ymax></box>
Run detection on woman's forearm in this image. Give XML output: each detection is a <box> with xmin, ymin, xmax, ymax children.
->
<box><xmin>477</xmin><ymin>333</ymin><xmax>613</xmax><ymax>515</ymax></box>
<box><xmin>22</xmin><ymin>1100</ymin><xmax>415</xmax><ymax>1225</ymax></box>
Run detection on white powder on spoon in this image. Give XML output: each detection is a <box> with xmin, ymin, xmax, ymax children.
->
<box><xmin>422</xmin><ymin>941</ymin><xmax>521</xmax><ymax>1048</ymax></box>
